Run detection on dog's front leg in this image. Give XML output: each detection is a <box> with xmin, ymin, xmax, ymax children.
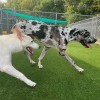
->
<box><xmin>27</xmin><ymin>54</ymin><xmax>36</xmax><ymax>64</ymax></box>
<box><xmin>38</xmin><ymin>46</ymin><xmax>49</xmax><ymax>68</ymax></box>
<box><xmin>63</xmin><ymin>53</ymin><xmax>84</xmax><ymax>72</ymax></box>
<box><xmin>1</xmin><ymin>65</ymin><xmax>36</xmax><ymax>87</ymax></box>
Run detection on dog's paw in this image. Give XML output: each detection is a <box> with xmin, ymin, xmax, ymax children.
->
<box><xmin>32</xmin><ymin>82</ymin><xmax>37</xmax><ymax>87</ymax></box>
<box><xmin>30</xmin><ymin>61</ymin><xmax>36</xmax><ymax>64</ymax></box>
<box><xmin>78</xmin><ymin>68</ymin><xmax>84</xmax><ymax>72</ymax></box>
<box><xmin>38</xmin><ymin>64</ymin><xmax>43</xmax><ymax>69</ymax></box>
<box><xmin>27</xmin><ymin>80</ymin><xmax>36</xmax><ymax>87</ymax></box>
<box><xmin>39</xmin><ymin>65</ymin><xmax>43</xmax><ymax>68</ymax></box>
<box><xmin>38</xmin><ymin>61</ymin><xmax>44</xmax><ymax>68</ymax></box>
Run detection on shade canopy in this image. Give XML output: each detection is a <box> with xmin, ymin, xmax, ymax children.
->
<box><xmin>3</xmin><ymin>9</ymin><xmax>68</xmax><ymax>24</ymax></box>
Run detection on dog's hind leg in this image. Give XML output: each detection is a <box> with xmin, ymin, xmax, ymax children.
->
<box><xmin>1</xmin><ymin>65</ymin><xmax>36</xmax><ymax>87</ymax></box>
<box><xmin>38</xmin><ymin>46</ymin><xmax>49</xmax><ymax>68</ymax></box>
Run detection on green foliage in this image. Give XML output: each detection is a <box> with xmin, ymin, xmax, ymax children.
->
<box><xmin>0</xmin><ymin>3</ymin><xmax>4</xmax><ymax>8</ymax></box>
<box><xmin>91</xmin><ymin>0</ymin><xmax>100</xmax><ymax>14</ymax></box>
<box><xmin>77</xmin><ymin>0</ymin><xmax>93</xmax><ymax>15</ymax></box>
<box><xmin>33</xmin><ymin>0</ymin><xmax>64</xmax><ymax>13</ymax></box>
<box><xmin>64</xmin><ymin>5</ymin><xmax>77</xmax><ymax>23</ymax></box>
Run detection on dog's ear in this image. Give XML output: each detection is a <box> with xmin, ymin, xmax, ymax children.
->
<box><xmin>14</xmin><ymin>26</ymin><xmax>23</xmax><ymax>41</ymax></box>
<box><xmin>11</xmin><ymin>25</ymin><xmax>16</xmax><ymax>33</ymax></box>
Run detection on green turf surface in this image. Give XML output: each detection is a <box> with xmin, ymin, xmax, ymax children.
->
<box><xmin>0</xmin><ymin>42</ymin><xmax>100</xmax><ymax>100</ymax></box>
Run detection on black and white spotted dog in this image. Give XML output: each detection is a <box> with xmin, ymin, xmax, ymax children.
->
<box><xmin>13</xmin><ymin>20</ymin><xmax>97</xmax><ymax>72</ymax></box>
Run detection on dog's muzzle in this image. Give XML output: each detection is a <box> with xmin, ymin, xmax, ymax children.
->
<box><xmin>86</xmin><ymin>37</ymin><xmax>97</xmax><ymax>44</ymax></box>
<box><xmin>80</xmin><ymin>40</ymin><xmax>91</xmax><ymax>48</ymax></box>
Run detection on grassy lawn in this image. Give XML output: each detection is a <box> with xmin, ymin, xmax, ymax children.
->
<box><xmin>0</xmin><ymin>42</ymin><xmax>100</xmax><ymax>100</ymax></box>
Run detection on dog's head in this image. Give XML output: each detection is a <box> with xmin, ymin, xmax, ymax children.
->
<box><xmin>21</xmin><ymin>35</ymin><xmax>39</xmax><ymax>49</ymax></box>
<box><xmin>13</xmin><ymin>26</ymin><xmax>39</xmax><ymax>55</ymax></box>
<box><xmin>62</xmin><ymin>27</ymin><xmax>97</xmax><ymax>48</ymax></box>
<box><xmin>70</xmin><ymin>28</ymin><xmax>97</xmax><ymax>48</ymax></box>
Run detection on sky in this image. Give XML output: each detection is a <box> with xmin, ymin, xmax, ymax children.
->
<box><xmin>0</xmin><ymin>0</ymin><xmax>7</xmax><ymax>3</ymax></box>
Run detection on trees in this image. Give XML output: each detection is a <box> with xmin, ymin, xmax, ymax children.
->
<box><xmin>64</xmin><ymin>0</ymin><xmax>100</xmax><ymax>23</ymax></box>
<box><xmin>91</xmin><ymin>0</ymin><xmax>100</xmax><ymax>14</ymax></box>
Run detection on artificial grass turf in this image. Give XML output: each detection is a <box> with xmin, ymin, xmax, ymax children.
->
<box><xmin>0</xmin><ymin>42</ymin><xmax>100</xmax><ymax>100</ymax></box>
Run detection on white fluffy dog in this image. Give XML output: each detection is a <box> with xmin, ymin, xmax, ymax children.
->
<box><xmin>0</xmin><ymin>26</ymin><xmax>39</xmax><ymax>87</ymax></box>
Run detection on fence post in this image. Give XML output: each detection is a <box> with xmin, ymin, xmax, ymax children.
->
<box><xmin>13</xmin><ymin>8</ymin><xmax>17</xmax><ymax>22</ymax></box>
<box><xmin>55</xmin><ymin>12</ymin><xmax>57</xmax><ymax>25</ymax></box>
<box><xmin>7</xmin><ymin>9</ymin><xmax>9</xmax><ymax>34</ymax></box>
<box><xmin>0</xmin><ymin>8</ymin><xmax>3</xmax><ymax>34</ymax></box>
<box><xmin>95</xmin><ymin>14</ymin><xmax>98</xmax><ymax>38</ymax></box>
